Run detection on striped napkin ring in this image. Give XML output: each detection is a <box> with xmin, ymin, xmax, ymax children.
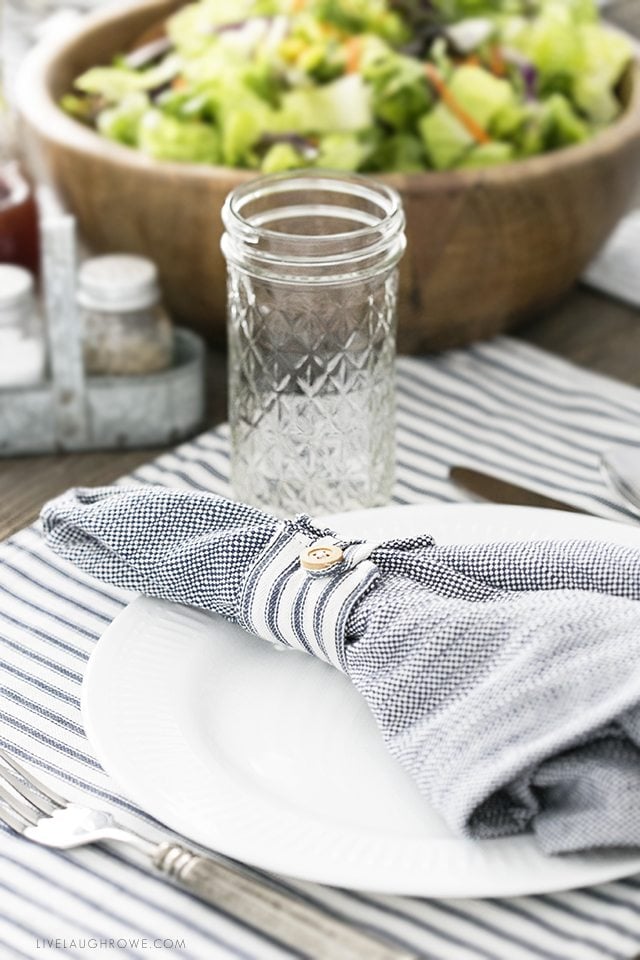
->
<box><xmin>239</xmin><ymin>521</ymin><xmax>380</xmax><ymax>672</ymax></box>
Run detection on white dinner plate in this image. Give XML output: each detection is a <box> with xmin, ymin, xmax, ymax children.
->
<box><xmin>81</xmin><ymin>503</ymin><xmax>640</xmax><ymax>898</ymax></box>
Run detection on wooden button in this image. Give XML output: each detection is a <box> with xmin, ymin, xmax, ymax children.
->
<box><xmin>299</xmin><ymin>543</ymin><xmax>344</xmax><ymax>571</ymax></box>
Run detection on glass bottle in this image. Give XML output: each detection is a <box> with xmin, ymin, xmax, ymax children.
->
<box><xmin>77</xmin><ymin>255</ymin><xmax>173</xmax><ymax>376</ymax></box>
<box><xmin>0</xmin><ymin>264</ymin><xmax>46</xmax><ymax>388</ymax></box>
<box><xmin>0</xmin><ymin>162</ymin><xmax>40</xmax><ymax>278</ymax></box>
<box><xmin>221</xmin><ymin>170</ymin><xmax>406</xmax><ymax>517</ymax></box>
<box><xmin>0</xmin><ymin>99</ymin><xmax>40</xmax><ymax>278</ymax></box>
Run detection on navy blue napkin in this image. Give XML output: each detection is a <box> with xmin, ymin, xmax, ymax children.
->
<box><xmin>42</xmin><ymin>485</ymin><xmax>640</xmax><ymax>854</ymax></box>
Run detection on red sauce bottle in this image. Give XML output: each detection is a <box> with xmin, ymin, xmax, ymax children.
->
<box><xmin>0</xmin><ymin>162</ymin><xmax>40</xmax><ymax>278</ymax></box>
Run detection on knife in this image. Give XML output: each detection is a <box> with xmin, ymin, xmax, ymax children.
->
<box><xmin>449</xmin><ymin>466</ymin><xmax>592</xmax><ymax>515</ymax></box>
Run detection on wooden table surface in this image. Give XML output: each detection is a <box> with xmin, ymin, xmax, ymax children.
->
<box><xmin>1</xmin><ymin>0</ymin><xmax>639</xmax><ymax>541</ymax></box>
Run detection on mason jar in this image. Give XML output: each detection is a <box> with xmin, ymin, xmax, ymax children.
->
<box><xmin>221</xmin><ymin>171</ymin><xmax>406</xmax><ymax>517</ymax></box>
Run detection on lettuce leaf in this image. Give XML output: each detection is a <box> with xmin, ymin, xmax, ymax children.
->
<box><xmin>261</xmin><ymin>142</ymin><xmax>309</xmax><ymax>173</ymax></box>
<box><xmin>573</xmin><ymin>24</ymin><xmax>632</xmax><ymax>123</ymax></box>
<box><xmin>96</xmin><ymin>93</ymin><xmax>148</xmax><ymax>145</ymax></box>
<box><xmin>459</xmin><ymin>141</ymin><xmax>514</xmax><ymax>166</ymax></box>
<box><xmin>448</xmin><ymin>65</ymin><xmax>517</xmax><ymax>128</ymax></box>
<box><xmin>280</xmin><ymin>74</ymin><xmax>373</xmax><ymax>133</ymax></box>
<box><xmin>419</xmin><ymin>103</ymin><xmax>475</xmax><ymax>169</ymax></box>
<box><xmin>75</xmin><ymin>56</ymin><xmax>181</xmax><ymax>101</ymax></box>
<box><xmin>138</xmin><ymin>110</ymin><xmax>221</xmax><ymax>163</ymax></box>
<box><xmin>371</xmin><ymin>133</ymin><xmax>427</xmax><ymax>171</ymax></box>
<box><xmin>316</xmin><ymin>131</ymin><xmax>376</xmax><ymax>170</ymax></box>
<box><xmin>363</xmin><ymin>47</ymin><xmax>431</xmax><ymax>130</ymax></box>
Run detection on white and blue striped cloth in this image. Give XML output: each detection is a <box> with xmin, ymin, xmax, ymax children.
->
<box><xmin>3</xmin><ymin>337</ymin><xmax>640</xmax><ymax>960</ymax></box>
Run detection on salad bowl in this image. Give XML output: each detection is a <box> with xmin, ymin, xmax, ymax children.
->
<box><xmin>18</xmin><ymin>0</ymin><xmax>640</xmax><ymax>351</ymax></box>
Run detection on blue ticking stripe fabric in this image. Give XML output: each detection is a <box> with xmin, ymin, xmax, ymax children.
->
<box><xmin>2</xmin><ymin>337</ymin><xmax>640</xmax><ymax>960</ymax></box>
<box><xmin>238</xmin><ymin>519</ymin><xmax>379</xmax><ymax>672</ymax></box>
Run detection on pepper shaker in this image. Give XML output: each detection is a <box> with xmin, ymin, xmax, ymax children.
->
<box><xmin>77</xmin><ymin>255</ymin><xmax>173</xmax><ymax>376</ymax></box>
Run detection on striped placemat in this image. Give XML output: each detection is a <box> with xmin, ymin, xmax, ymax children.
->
<box><xmin>2</xmin><ymin>336</ymin><xmax>640</xmax><ymax>960</ymax></box>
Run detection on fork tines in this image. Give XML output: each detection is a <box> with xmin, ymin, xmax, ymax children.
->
<box><xmin>0</xmin><ymin>748</ymin><xmax>66</xmax><ymax>835</ymax></box>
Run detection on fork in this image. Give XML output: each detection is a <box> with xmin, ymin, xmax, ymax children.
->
<box><xmin>0</xmin><ymin>748</ymin><xmax>416</xmax><ymax>960</ymax></box>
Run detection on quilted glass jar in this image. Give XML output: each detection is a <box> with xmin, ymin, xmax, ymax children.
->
<box><xmin>221</xmin><ymin>171</ymin><xmax>406</xmax><ymax>516</ymax></box>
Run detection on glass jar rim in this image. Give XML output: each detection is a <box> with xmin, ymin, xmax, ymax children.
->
<box><xmin>221</xmin><ymin>170</ymin><xmax>406</xmax><ymax>280</ymax></box>
<box><xmin>223</xmin><ymin>170</ymin><xmax>404</xmax><ymax>243</ymax></box>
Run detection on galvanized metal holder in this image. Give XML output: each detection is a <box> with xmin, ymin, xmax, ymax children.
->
<box><xmin>0</xmin><ymin>188</ymin><xmax>206</xmax><ymax>456</ymax></box>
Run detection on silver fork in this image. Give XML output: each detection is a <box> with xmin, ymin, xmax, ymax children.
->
<box><xmin>0</xmin><ymin>748</ymin><xmax>416</xmax><ymax>960</ymax></box>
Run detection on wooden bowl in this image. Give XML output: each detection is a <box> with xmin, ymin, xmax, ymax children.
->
<box><xmin>18</xmin><ymin>0</ymin><xmax>640</xmax><ymax>351</ymax></box>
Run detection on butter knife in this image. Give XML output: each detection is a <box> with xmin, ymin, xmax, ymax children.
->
<box><xmin>449</xmin><ymin>466</ymin><xmax>592</xmax><ymax>515</ymax></box>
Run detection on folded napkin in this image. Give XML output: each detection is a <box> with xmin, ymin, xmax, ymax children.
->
<box><xmin>42</xmin><ymin>486</ymin><xmax>640</xmax><ymax>855</ymax></box>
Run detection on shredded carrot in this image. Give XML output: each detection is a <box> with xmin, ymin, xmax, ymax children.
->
<box><xmin>462</xmin><ymin>54</ymin><xmax>481</xmax><ymax>67</ymax></box>
<box><xmin>488</xmin><ymin>45</ymin><xmax>507</xmax><ymax>77</ymax></box>
<box><xmin>344</xmin><ymin>36</ymin><xmax>363</xmax><ymax>74</ymax></box>
<box><xmin>172</xmin><ymin>75</ymin><xmax>187</xmax><ymax>90</ymax></box>
<box><xmin>292</xmin><ymin>0</ymin><xmax>306</xmax><ymax>11</ymax></box>
<box><xmin>424</xmin><ymin>63</ymin><xmax>491</xmax><ymax>145</ymax></box>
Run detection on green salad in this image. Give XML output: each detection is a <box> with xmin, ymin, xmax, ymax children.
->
<box><xmin>63</xmin><ymin>0</ymin><xmax>633</xmax><ymax>172</ymax></box>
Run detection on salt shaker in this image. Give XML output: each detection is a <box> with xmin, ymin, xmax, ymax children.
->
<box><xmin>77</xmin><ymin>255</ymin><xmax>173</xmax><ymax>376</ymax></box>
<box><xmin>0</xmin><ymin>264</ymin><xmax>46</xmax><ymax>388</ymax></box>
